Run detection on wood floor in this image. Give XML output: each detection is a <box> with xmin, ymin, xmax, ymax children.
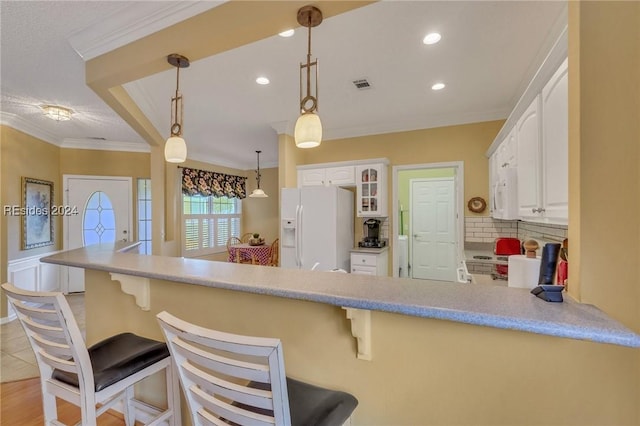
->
<box><xmin>1</xmin><ymin>377</ymin><xmax>130</xmax><ymax>425</ymax></box>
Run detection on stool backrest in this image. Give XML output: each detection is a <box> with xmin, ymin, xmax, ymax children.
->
<box><xmin>1</xmin><ymin>283</ymin><xmax>94</xmax><ymax>394</ymax></box>
<box><xmin>157</xmin><ymin>311</ymin><xmax>291</xmax><ymax>426</ymax></box>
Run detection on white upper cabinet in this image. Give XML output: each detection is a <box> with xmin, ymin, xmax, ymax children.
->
<box><xmin>298</xmin><ymin>166</ymin><xmax>355</xmax><ymax>187</ymax></box>
<box><xmin>299</xmin><ymin>168</ymin><xmax>327</xmax><ymax>187</ymax></box>
<box><xmin>516</xmin><ymin>95</ymin><xmax>542</xmax><ymax>220</ymax></box>
<box><xmin>356</xmin><ymin>163</ymin><xmax>388</xmax><ymax>217</ymax></box>
<box><xmin>489</xmin><ymin>151</ymin><xmax>498</xmax><ymax>215</ymax></box>
<box><xmin>541</xmin><ymin>58</ymin><xmax>569</xmax><ymax>223</ymax></box>
<box><xmin>515</xmin><ymin>59</ymin><xmax>568</xmax><ymax>224</ymax></box>
<box><xmin>497</xmin><ymin>128</ymin><xmax>517</xmax><ymax>169</ymax></box>
<box><xmin>487</xmin><ymin>28</ymin><xmax>568</xmax><ymax>225</ymax></box>
<box><xmin>326</xmin><ymin>166</ymin><xmax>356</xmax><ymax>186</ymax></box>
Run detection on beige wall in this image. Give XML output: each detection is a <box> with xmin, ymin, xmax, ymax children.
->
<box><xmin>569</xmin><ymin>1</ymin><xmax>640</xmax><ymax>336</ymax></box>
<box><xmin>0</xmin><ymin>127</ymin><xmax>62</xmax><ymax>316</ymax></box>
<box><xmin>86</xmin><ymin>269</ymin><xmax>639</xmax><ymax>425</ymax></box>
<box><xmin>289</xmin><ymin>120</ymin><xmax>503</xmax><ymax>269</ymax></box>
<box><xmin>299</xmin><ymin>120</ymin><xmax>503</xmax><ymax>216</ymax></box>
<box><xmin>0</xmin><ymin>130</ymin><xmax>152</xmax><ymax>317</ymax></box>
<box><xmin>243</xmin><ymin>167</ymin><xmax>279</xmax><ymax>244</ymax></box>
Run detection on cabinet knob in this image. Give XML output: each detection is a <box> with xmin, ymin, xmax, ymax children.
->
<box><xmin>362</xmin><ymin>259</ymin><xmax>366</xmax><ymax>263</ymax></box>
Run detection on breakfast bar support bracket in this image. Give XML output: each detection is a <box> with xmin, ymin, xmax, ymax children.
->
<box><xmin>343</xmin><ymin>307</ymin><xmax>372</xmax><ymax>360</ymax></box>
<box><xmin>110</xmin><ymin>273</ymin><xmax>150</xmax><ymax>311</ymax></box>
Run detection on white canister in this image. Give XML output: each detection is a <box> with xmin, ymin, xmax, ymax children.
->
<box><xmin>508</xmin><ymin>255</ymin><xmax>541</xmax><ymax>289</ymax></box>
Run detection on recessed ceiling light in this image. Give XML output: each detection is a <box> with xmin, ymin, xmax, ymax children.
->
<box><xmin>279</xmin><ymin>29</ymin><xmax>295</xmax><ymax>37</ymax></box>
<box><xmin>431</xmin><ymin>83</ymin><xmax>446</xmax><ymax>91</ymax></box>
<box><xmin>256</xmin><ymin>77</ymin><xmax>270</xmax><ymax>85</ymax></box>
<box><xmin>423</xmin><ymin>32</ymin><xmax>442</xmax><ymax>45</ymax></box>
<box><xmin>41</xmin><ymin>105</ymin><xmax>73</xmax><ymax>121</ymax></box>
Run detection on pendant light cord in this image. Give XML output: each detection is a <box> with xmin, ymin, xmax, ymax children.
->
<box><xmin>306</xmin><ymin>16</ymin><xmax>312</xmax><ymax>100</ymax></box>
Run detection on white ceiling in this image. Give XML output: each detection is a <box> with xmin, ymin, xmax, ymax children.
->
<box><xmin>1</xmin><ymin>1</ymin><xmax>567</xmax><ymax>170</ymax></box>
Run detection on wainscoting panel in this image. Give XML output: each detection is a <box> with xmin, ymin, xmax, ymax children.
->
<box><xmin>3</xmin><ymin>252</ymin><xmax>62</xmax><ymax>323</ymax></box>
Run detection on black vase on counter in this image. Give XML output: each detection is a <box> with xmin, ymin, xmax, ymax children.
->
<box><xmin>538</xmin><ymin>243</ymin><xmax>561</xmax><ymax>284</ymax></box>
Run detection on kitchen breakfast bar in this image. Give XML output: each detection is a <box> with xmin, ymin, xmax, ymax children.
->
<box><xmin>41</xmin><ymin>243</ymin><xmax>640</xmax><ymax>425</ymax></box>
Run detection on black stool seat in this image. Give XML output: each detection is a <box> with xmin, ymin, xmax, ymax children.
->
<box><xmin>53</xmin><ymin>332</ymin><xmax>169</xmax><ymax>391</ymax></box>
<box><xmin>287</xmin><ymin>377</ymin><xmax>359</xmax><ymax>426</ymax></box>
<box><xmin>241</xmin><ymin>378</ymin><xmax>359</xmax><ymax>426</ymax></box>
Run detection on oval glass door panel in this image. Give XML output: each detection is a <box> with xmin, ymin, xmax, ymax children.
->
<box><xmin>83</xmin><ymin>191</ymin><xmax>116</xmax><ymax>246</ymax></box>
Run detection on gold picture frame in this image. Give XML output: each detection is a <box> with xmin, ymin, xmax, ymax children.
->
<box><xmin>22</xmin><ymin>177</ymin><xmax>54</xmax><ymax>250</ymax></box>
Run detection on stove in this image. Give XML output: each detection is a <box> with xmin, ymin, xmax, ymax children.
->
<box><xmin>358</xmin><ymin>240</ymin><xmax>386</xmax><ymax>248</ymax></box>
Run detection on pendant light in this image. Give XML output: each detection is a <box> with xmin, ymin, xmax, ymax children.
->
<box><xmin>294</xmin><ymin>5</ymin><xmax>323</xmax><ymax>149</ymax></box>
<box><xmin>249</xmin><ymin>150</ymin><xmax>268</xmax><ymax>198</ymax></box>
<box><xmin>164</xmin><ymin>54</ymin><xmax>190</xmax><ymax>163</ymax></box>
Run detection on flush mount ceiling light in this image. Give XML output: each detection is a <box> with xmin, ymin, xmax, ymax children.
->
<box><xmin>294</xmin><ymin>5</ymin><xmax>323</xmax><ymax>149</ymax></box>
<box><xmin>41</xmin><ymin>105</ymin><xmax>73</xmax><ymax>121</ymax></box>
<box><xmin>249</xmin><ymin>150</ymin><xmax>268</xmax><ymax>198</ymax></box>
<box><xmin>164</xmin><ymin>53</ymin><xmax>190</xmax><ymax>163</ymax></box>
<box><xmin>256</xmin><ymin>76</ymin><xmax>270</xmax><ymax>85</ymax></box>
<box><xmin>431</xmin><ymin>82</ymin><xmax>446</xmax><ymax>91</ymax></box>
<box><xmin>423</xmin><ymin>32</ymin><xmax>442</xmax><ymax>45</ymax></box>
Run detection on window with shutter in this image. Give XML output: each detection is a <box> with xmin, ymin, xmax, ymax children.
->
<box><xmin>182</xmin><ymin>195</ymin><xmax>242</xmax><ymax>257</ymax></box>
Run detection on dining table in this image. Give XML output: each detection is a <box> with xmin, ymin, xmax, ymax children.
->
<box><xmin>228</xmin><ymin>242</ymin><xmax>271</xmax><ymax>265</ymax></box>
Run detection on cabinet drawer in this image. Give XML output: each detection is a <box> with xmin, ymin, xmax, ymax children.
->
<box><xmin>351</xmin><ymin>253</ymin><xmax>377</xmax><ymax>267</ymax></box>
<box><xmin>351</xmin><ymin>265</ymin><xmax>376</xmax><ymax>275</ymax></box>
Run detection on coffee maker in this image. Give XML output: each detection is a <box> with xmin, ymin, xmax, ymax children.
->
<box><xmin>358</xmin><ymin>218</ymin><xmax>386</xmax><ymax>248</ymax></box>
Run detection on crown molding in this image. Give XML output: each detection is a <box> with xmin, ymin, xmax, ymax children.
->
<box><xmin>68</xmin><ymin>1</ymin><xmax>225</xmax><ymax>61</ymax></box>
<box><xmin>322</xmin><ymin>109</ymin><xmax>509</xmax><ymax>142</ymax></box>
<box><xmin>0</xmin><ymin>112</ymin><xmax>62</xmax><ymax>146</ymax></box>
<box><xmin>0</xmin><ymin>112</ymin><xmax>150</xmax><ymax>152</ymax></box>
<box><xmin>60</xmin><ymin>138</ymin><xmax>150</xmax><ymax>153</ymax></box>
<box><xmin>270</xmin><ymin>109</ymin><xmax>509</xmax><ymax>142</ymax></box>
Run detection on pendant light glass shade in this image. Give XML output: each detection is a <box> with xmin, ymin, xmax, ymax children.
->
<box><xmin>249</xmin><ymin>188</ymin><xmax>268</xmax><ymax>198</ymax></box>
<box><xmin>164</xmin><ymin>136</ymin><xmax>187</xmax><ymax>163</ymax></box>
<box><xmin>294</xmin><ymin>112</ymin><xmax>322</xmax><ymax>148</ymax></box>
<box><xmin>249</xmin><ymin>150</ymin><xmax>268</xmax><ymax>198</ymax></box>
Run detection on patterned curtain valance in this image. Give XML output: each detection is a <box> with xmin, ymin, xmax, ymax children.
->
<box><xmin>181</xmin><ymin>167</ymin><xmax>247</xmax><ymax>199</ymax></box>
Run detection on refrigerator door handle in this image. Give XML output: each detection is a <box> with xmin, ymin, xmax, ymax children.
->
<box><xmin>298</xmin><ymin>205</ymin><xmax>304</xmax><ymax>268</ymax></box>
<box><xmin>294</xmin><ymin>205</ymin><xmax>301</xmax><ymax>267</ymax></box>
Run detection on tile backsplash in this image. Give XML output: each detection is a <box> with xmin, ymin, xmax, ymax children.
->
<box><xmin>464</xmin><ymin>217</ymin><xmax>567</xmax><ymax>246</ymax></box>
<box><xmin>517</xmin><ymin>221</ymin><xmax>567</xmax><ymax>245</ymax></box>
<box><xmin>465</xmin><ymin>217</ymin><xmax>518</xmax><ymax>243</ymax></box>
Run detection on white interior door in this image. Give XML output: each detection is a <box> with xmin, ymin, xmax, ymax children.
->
<box><xmin>63</xmin><ymin>176</ymin><xmax>132</xmax><ymax>293</ymax></box>
<box><xmin>410</xmin><ymin>178</ymin><xmax>456</xmax><ymax>281</ymax></box>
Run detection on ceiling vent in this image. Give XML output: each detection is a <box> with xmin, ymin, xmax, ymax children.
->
<box><xmin>352</xmin><ymin>78</ymin><xmax>372</xmax><ymax>90</ymax></box>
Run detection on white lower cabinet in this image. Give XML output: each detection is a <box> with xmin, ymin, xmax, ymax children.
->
<box><xmin>350</xmin><ymin>250</ymin><xmax>388</xmax><ymax>276</ymax></box>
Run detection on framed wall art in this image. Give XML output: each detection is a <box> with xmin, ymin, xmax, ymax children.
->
<box><xmin>22</xmin><ymin>177</ymin><xmax>54</xmax><ymax>250</ymax></box>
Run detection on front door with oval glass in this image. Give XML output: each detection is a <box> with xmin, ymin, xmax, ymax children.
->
<box><xmin>64</xmin><ymin>176</ymin><xmax>132</xmax><ymax>293</ymax></box>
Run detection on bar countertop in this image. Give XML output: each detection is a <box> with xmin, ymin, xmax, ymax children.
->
<box><xmin>41</xmin><ymin>243</ymin><xmax>640</xmax><ymax>348</ymax></box>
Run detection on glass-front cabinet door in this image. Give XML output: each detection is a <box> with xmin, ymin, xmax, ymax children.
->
<box><xmin>356</xmin><ymin>163</ymin><xmax>387</xmax><ymax>217</ymax></box>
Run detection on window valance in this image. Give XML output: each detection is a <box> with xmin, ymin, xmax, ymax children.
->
<box><xmin>181</xmin><ymin>167</ymin><xmax>247</xmax><ymax>199</ymax></box>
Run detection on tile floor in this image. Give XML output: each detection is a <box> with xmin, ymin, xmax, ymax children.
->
<box><xmin>0</xmin><ymin>293</ymin><xmax>85</xmax><ymax>383</ymax></box>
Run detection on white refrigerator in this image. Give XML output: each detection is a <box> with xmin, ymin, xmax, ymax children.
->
<box><xmin>281</xmin><ymin>186</ymin><xmax>354</xmax><ymax>271</ymax></box>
